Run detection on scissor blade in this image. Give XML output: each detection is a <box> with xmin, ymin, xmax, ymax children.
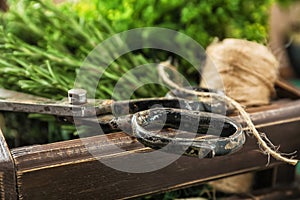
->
<box><xmin>112</xmin><ymin>97</ymin><xmax>222</xmax><ymax>116</ymax></box>
<box><xmin>0</xmin><ymin>88</ymin><xmax>110</xmax><ymax>117</ymax></box>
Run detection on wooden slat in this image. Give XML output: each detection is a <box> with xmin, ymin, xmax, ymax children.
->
<box><xmin>0</xmin><ymin>129</ymin><xmax>17</xmax><ymax>200</ymax></box>
<box><xmin>11</xmin><ymin>100</ymin><xmax>300</xmax><ymax>200</ymax></box>
<box><xmin>275</xmin><ymin>78</ymin><xmax>300</xmax><ymax>99</ymax></box>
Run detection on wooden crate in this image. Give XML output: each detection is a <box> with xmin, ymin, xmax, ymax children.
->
<box><xmin>0</xmin><ymin>98</ymin><xmax>300</xmax><ymax>199</ymax></box>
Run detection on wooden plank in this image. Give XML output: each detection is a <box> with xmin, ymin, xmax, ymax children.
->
<box><xmin>11</xmin><ymin>100</ymin><xmax>300</xmax><ymax>200</ymax></box>
<box><xmin>0</xmin><ymin>129</ymin><xmax>17</xmax><ymax>200</ymax></box>
<box><xmin>275</xmin><ymin>78</ymin><xmax>300</xmax><ymax>99</ymax></box>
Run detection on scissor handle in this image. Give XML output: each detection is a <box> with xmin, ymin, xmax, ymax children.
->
<box><xmin>131</xmin><ymin>108</ymin><xmax>245</xmax><ymax>158</ymax></box>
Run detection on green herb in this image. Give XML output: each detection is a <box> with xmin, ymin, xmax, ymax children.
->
<box><xmin>0</xmin><ymin>0</ymin><xmax>166</xmax><ymax>100</ymax></box>
<box><xmin>72</xmin><ymin>0</ymin><xmax>275</xmax><ymax>78</ymax></box>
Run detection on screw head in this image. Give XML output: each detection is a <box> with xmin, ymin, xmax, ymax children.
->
<box><xmin>68</xmin><ymin>89</ymin><xmax>87</xmax><ymax>105</ymax></box>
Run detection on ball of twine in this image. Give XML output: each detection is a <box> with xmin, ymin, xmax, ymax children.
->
<box><xmin>200</xmin><ymin>38</ymin><xmax>279</xmax><ymax>106</ymax></box>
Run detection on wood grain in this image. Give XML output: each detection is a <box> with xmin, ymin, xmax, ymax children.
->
<box><xmin>11</xmin><ymin>100</ymin><xmax>300</xmax><ymax>200</ymax></box>
<box><xmin>0</xmin><ymin>129</ymin><xmax>17</xmax><ymax>200</ymax></box>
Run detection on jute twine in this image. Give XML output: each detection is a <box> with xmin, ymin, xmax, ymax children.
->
<box><xmin>200</xmin><ymin>39</ymin><xmax>278</xmax><ymax>106</ymax></box>
<box><xmin>158</xmin><ymin>60</ymin><xmax>298</xmax><ymax>165</ymax></box>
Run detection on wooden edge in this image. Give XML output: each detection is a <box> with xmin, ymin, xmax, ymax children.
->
<box><xmin>240</xmin><ymin>99</ymin><xmax>300</xmax><ymax>127</ymax></box>
<box><xmin>0</xmin><ymin>129</ymin><xmax>17</xmax><ymax>200</ymax></box>
<box><xmin>10</xmin><ymin>100</ymin><xmax>300</xmax><ymax>199</ymax></box>
<box><xmin>275</xmin><ymin>78</ymin><xmax>300</xmax><ymax>99</ymax></box>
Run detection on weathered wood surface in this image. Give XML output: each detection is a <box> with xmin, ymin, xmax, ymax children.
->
<box><xmin>11</xmin><ymin>100</ymin><xmax>300</xmax><ymax>200</ymax></box>
<box><xmin>0</xmin><ymin>129</ymin><xmax>17</xmax><ymax>200</ymax></box>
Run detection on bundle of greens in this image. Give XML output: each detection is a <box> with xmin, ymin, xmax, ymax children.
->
<box><xmin>0</xmin><ymin>0</ymin><xmax>283</xmax><ymax>146</ymax></box>
<box><xmin>0</xmin><ymin>0</ymin><xmax>167</xmax><ymax>100</ymax></box>
<box><xmin>79</xmin><ymin>0</ymin><xmax>273</xmax><ymax>47</ymax></box>
<box><xmin>0</xmin><ymin>0</ymin><xmax>278</xmax><ymax>101</ymax></box>
<box><xmin>72</xmin><ymin>0</ymin><xmax>275</xmax><ymax>76</ymax></box>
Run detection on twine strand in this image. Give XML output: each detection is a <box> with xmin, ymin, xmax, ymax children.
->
<box><xmin>158</xmin><ymin>61</ymin><xmax>298</xmax><ymax>165</ymax></box>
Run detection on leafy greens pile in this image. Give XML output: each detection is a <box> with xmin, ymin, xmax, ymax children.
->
<box><xmin>0</xmin><ymin>0</ymin><xmax>164</xmax><ymax>100</ymax></box>
<box><xmin>0</xmin><ymin>0</ymin><xmax>279</xmax><ymax>146</ymax></box>
<box><xmin>0</xmin><ymin>0</ymin><xmax>276</xmax><ymax>100</ymax></box>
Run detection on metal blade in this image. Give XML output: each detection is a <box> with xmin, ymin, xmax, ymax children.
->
<box><xmin>0</xmin><ymin>88</ymin><xmax>110</xmax><ymax>117</ymax></box>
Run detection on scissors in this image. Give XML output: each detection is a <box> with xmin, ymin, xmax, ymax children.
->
<box><xmin>0</xmin><ymin>86</ymin><xmax>245</xmax><ymax>158</ymax></box>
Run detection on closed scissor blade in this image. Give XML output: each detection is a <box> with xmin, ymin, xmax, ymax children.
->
<box><xmin>0</xmin><ymin>88</ymin><xmax>109</xmax><ymax>117</ymax></box>
<box><xmin>111</xmin><ymin>97</ymin><xmax>213</xmax><ymax>116</ymax></box>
